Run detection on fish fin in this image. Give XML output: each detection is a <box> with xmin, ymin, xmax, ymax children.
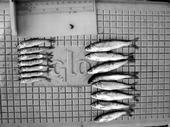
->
<box><xmin>88</xmin><ymin>75</ymin><xmax>95</xmax><ymax>84</ymax></box>
<box><xmin>131</xmin><ymin>38</ymin><xmax>139</xmax><ymax>49</ymax></box>
<box><xmin>126</xmin><ymin>108</ymin><xmax>134</xmax><ymax>117</ymax></box>
<box><xmin>128</xmin><ymin>55</ymin><xmax>135</xmax><ymax>63</ymax></box>
<box><xmin>43</xmin><ymin>76</ymin><xmax>51</xmax><ymax>82</ymax></box>
<box><xmin>130</xmin><ymin>82</ymin><xmax>138</xmax><ymax>90</ymax></box>
<box><xmin>133</xmin><ymin>37</ymin><xmax>139</xmax><ymax>42</ymax></box>
<box><xmin>129</xmin><ymin>72</ymin><xmax>139</xmax><ymax>79</ymax></box>
<box><xmin>46</xmin><ymin>52</ymin><xmax>53</xmax><ymax>56</ymax></box>
<box><xmin>131</xmin><ymin>44</ymin><xmax>139</xmax><ymax>49</ymax></box>
<box><xmin>129</xmin><ymin>103</ymin><xmax>136</xmax><ymax>108</ymax></box>
<box><xmin>47</xmin><ymin>57</ymin><xmax>53</xmax><ymax>62</ymax></box>
<box><xmin>134</xmin><ymin>93</ymin><xmax>140</xmax><ymax>102</ymax></box>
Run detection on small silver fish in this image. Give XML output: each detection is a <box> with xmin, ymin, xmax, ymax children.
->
<box><xmin>19</xmin><ymin>64</ymin><xmax>53</xmax><ymax>72</ymax></box>
<box><xmin>87</xmin><ymin>58</ymin><xmax>134</xmax><ymax>74</ymax></box>
<box><xmin>85</xmin><ymin>52</ymin><xmax>133</xmax><ymax>62</ymax></box>
<box><xmin>18</xmin><ymin>52</ymin><xmax>53</xmax><ymax>61</ymax></box>
<box><xmin>18</xmin><ymin>58</ymin><xmax>52</xmax><ymax>67</ymax></box>
<box><xmin>94</xmin><ymin>109</ymin><xmax>133</xmax><ymax>122</ymax></box>
<box><xmin>91</xmin><ymin>90</ymin><xmax>139</xmax><ymax>101</ymax></box>
<box><xmin>20</xmin><ymin>71</ymin><xmax>49</xmax><ymax>78</ymax></box>
<box><xmin>88</xmin><ymin>72</ymin><xmax>138</xmax><ymax>84</ymax></box>
<box><xmin>91</xmin><ymin>101</ymin><xmax>135</xmax><ymax>110</ymax></box>
<box><xmin>85</xmin><ymin>38</ymin><xmax>139</xmax><ymax>52</ymax></box>
<box><xmin>18</xmin><ymin>46</ymin><xmax>54</xmax><ymax>55</ymax></box>
<box><xmin>18</xmin><ymin>38</ymin><xmax>55</xmax><ymax>49</ymax></box>
<box><xmin>92</xmin><ymin>81</ymin><xmax>137</xmax><ymax>90</ymax></box>
<box><xmin>19</xmin><ymin>76</ymin><xmax>51</xmax><ymax>84</ymax></box>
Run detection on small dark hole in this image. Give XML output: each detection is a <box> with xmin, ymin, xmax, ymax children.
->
<box><xmin>69</xmin><ymin>24</ymin><xmax>74</xmax><ymax>29</ymax></box>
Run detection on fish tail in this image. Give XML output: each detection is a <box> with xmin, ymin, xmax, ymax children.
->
<box><xmin>46</xmin><ymin>77</ymin><xmax>51</xmax><ymax>82</ymax></box>
<box><xmin>131</xmin><ymin>44</ymin><xmax>139</xmax><ymax>49</ymax></box>
<box><xmin>133</xmin><ymin>37</ymin><xmax>139</xmax><ymax>42</ymax></box>
<box><xmin>130</xmin><ymin>82</ymin><xmax>137</xmax><ymax>90</ymax></box>
<box><xmin>48</xmin><ymin>64</ymin><xmax>55</xmax><ymax>68</ymax></box>
<box><xmin>41</xmin><ymin>76</ymin><xmax>51</xmax><ymax>82</ymax></box>
<box><xmin>126</xmin><ymin>108</ymin><xmax>134</xmax><ymax>117</ymax></box>
<box><xmin>47</xmin><ymin>57</ymin><xmax>53</xmax><ymax>63</ymax></box>
<box><xmin>46</xmin><ymin>52</ymin><xmax>53</xmax><ymax>56</ymax></box>
<box><xmin>130</xmin><ymin>38</ymin><xmax>139</xmax><ymax>49</ymax></box>
<box><xmin>48</xmin><ymin>37</ymin><xmax>56</xmax><ymax>43</ymax></box>
<box><xmin>129</xmin><ymin>72</ymin><xmax>139</xmax><ymax>79</ymax></box>
<box><xmin>134</xmin><ymin>93</ymin><xmax>140</xmax><ymax>102</ymax></box>
<box><xmin>129</xmin><ymin>103</ymin><xmax>136</xmax><ymax>108</ymax></box>
<box><xmin>128</xmin><ymin>54</ymin><xmax>135</xmax><ymax>63</ymax></box>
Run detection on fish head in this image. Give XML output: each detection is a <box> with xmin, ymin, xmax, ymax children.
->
<box><xmin>91</xmin><ymin>101</ymin><xmax>104</xmax><ymax>109</ymax></box>
<box><xmin>91</xmin><ymin>93</ymin><xmax>99</xmax><ymax>99</ymax></box>
<box><xmin>85</xmin><ymin>44</ymin><xmax>92</xmax><ymax>52</ymax></box>
<box><xmin>87</xmin><ymin>68</ymin><xmax>94</xmax><ymax>74</ymax></box>
<box><xmin>91</xmin><ymin>101</ymin><xmax>98</xmax><ymax>107</ymax></box>
<box><xmin>92</xmin><ymin>81</ymin><xmax>102</xmax><ymax>88</ymax></box>
<box><xmin>85</xmin><ymin>53</ymin><xmax>92</xmax><ymax>60</ymax></box>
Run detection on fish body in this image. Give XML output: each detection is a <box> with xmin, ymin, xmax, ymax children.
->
<box><xmin>18</xmin><ymin>58</ymin><xmax>52</xmax><ymax>67</ymax></box>
<box><xmin>18</xmin><ymin>38</ymin><xmax>55</xmax><ymax>49</ymax></box>
<box><xmin>91</xmin><ymin>91</ymin><xmax>139</xmax><ymax>101</ymax></box>
<box><xmin>88</xmin><ymin>72</ymin><xmax>138</xmax><ymax>84</ymax></box>
<box><xmin>85</xmin><ymin>52</ymin><xmax>133</xmax><ymax>62</ymax></box>
<box><xmin>87</xmin><ymin>57</ymin><xmax>134</xmax><ymax>74</ymax></box>
<box><xmin>85</xmin><ymin>38</ymin><xmax>139</xmax><ymax>52</ymax></box>
<box><xmin>20</xmin><ymin>71</ymin><xmax>49</xmax><ymax>78</ymax></box>
<box><xmin>19</xmin><ymin>64</ymin><xmax>53</xmax><ymax>72</ymax></box>
<box><xmin>94</xmin><ymin>109</ymin><xmax>133</xmax><ymax>122</ymax></box>
<box><xmin>18</xmin><ymin>46</ymin><xmax>54</xmax><ymax>55</ymax></box>
<box><xmin>92</xmin><ymin>81</ymin><xmax>136</xmax><ymax>90</ymax></box>
<box><xmin>91</xmin><ymin>101</ymin><xmax>135</xmax><ymax>110</ymax></box>
<box><xmin>19</xmin><ymin>76</ymin><xmax>51</xmax><ymax>84</ymax></box>
<box><xmin>18</xmin><ymin>52</ymin><xmax>53</xmax><ymax>61</ymax></box>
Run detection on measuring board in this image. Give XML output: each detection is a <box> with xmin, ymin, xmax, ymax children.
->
<box><xmin>1</xmin><ymin>1</ymin><xmax>170</xmax><ymax>126</ymax></box>
<box><xmin>16</xmin><ymin>0</ymin><xmax>97</xmax><ymax>37</ymax></box>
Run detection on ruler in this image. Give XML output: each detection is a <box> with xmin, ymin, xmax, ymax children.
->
<box><xmin>17</xmin><ymin>0</ymin><xmax>95</xmax><ymax>14</ymax></box>
<box><xmin>15</xmin><ymin>0</ymin><xmax>97</xmax><ymax>37</ymax></box>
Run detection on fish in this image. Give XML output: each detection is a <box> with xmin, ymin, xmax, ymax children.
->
<box><xmin>94</xmin><ymin>108</ymin><xmax>134</xmax><ymax>122</ymax></box>
<box><xmin>18</xmin><ymin>58</ymin><xmax>52</xmax><ymax>67</ymax></box>
<box><xmin>88</xmin><ymin>72</ymin><xmax>138</xmax><ymax>84</ymax></box>
<box><xmin>85</xmin><ymin>52</ymin><xmax>134</xmax><ymax>62</ymax></box>
<box><xmin>19</xmin><ymin>71</ymin><xmax>49</xmax><ymax>78</ymax></box>
<box><xmin>18</xmin><ymin>52</ymin><xmax>53</xmax><ymax>61</ymax></box>
<box><xmin>18</xmin><ymin>38</ymin><xmax>55</xmax><ymax>49</ymax></box>
<box><xmin>18</xmin><ymin>45</ymin><xmax>55</xmax><ymax>55</ymax></box>
<box><xmin>19</xmin><ymin>76</ymin><xmax>51</xmax><ymax>84</ymax></box>
<box><xmin>87</xmin><ymin>57</ymin><xmax>135</xmax><ymax>74</ymax></box>
<box><xmin>91</xmin><ymin>100</ymin><xmax>135</xmax><ymax>110</ymax></box>
<box><xmin>19</xmin><ymin>64</ymin><xmax>53</xmax><ymax>72</ymax></box>
<box><xmin>85</xmin><ymin>38</ymin><xmax>139</xmax><ymax>52</ymax></box>
<box><xmin>91</xmin><ymin>90</ymin><xmax>140</xmax><ymax>101</ymax></box>
<box><xmin>92</xmin><ymin>81</ymin><xmax>137</xmax><ymax>90</ymax></box>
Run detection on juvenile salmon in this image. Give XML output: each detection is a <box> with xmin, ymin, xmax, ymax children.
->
<box><xmin>19</xmin><ymin>76</ymin><xmax>51</xmax><ymax>84</ymax></box>
<box><xmin>85</xmin><ymin>52</ymin><xmax>133</xmax><ymax>62</ymax></box>
<box><xmin>92</xmin><ymin>81</ymin><xmax>137</xmax><ymax>90</ymax></box>
<box><xmin>18</xmin><ymin>58</ymin><xmax>52</xmax><ymax>67</ymax></box>
<box><xmin>91</xmin><ymin>90</ymin><xmax>139</xmax><ymax>101</ymax></box>
<box><xmin>91</xmin><ymin>100</ymin><xmax>135</xmax><ymax>111</ymax></box>
<box><xmin>20</xmin><ymin>71</ymin><xmax>49</xmax><ymax>78</ymax></box>
<box><xmin>18</xmin><ymin>38</ymin><xmax>55</xmax><ymax>49</ymax></box>
<box><xmin>88</xmin><ymin>72</ymin><xmax>138</xmax><ymax>84</ymax></box>
<box><xmin>85</xmin><ymin>38</ymin><xmax>139</xmax><ymax>52</ymax></box>
<box><xmin>87</xmin><ymin>57</ymin><xmax>134</xmax><ymax>74</ymax></box>
<box><xmin>94</xmin><ymin>108</ymin><xmax>133</xmax><ymax>122</ymax></box>
<box><xmin>18</xmin><ymin>46</ymin><xmax>54</xmax><ymax>55</ymax></box>
<box><xmin>18</xmin><ymin>52</ymin><xmax>53</xmax><ymax>61</ymax></box>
